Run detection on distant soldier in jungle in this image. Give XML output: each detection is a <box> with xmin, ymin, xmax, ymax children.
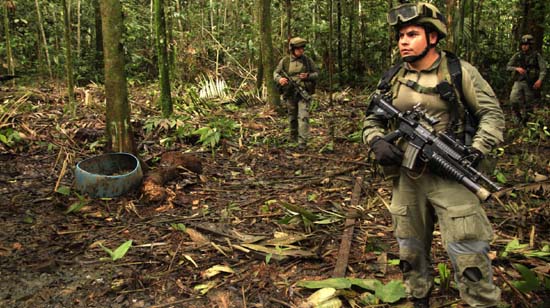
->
<box><xmin>273</xmin><ymin>37</ymin><xmax>318</xmax><ymax>150</ymax></box>
<box><xmin>506</xmin><ymin>34</ymin><xmax>547</xmax><ymax>124</ymax></box>
<box><xmin>363</xmin><ymin>2</ymin><xmax>504</xmax><ymax>307</ymax></box>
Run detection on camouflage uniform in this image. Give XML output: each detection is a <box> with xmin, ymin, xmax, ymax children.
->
<box><xmin>274</xmin><ymin>37</ymin><xmax>318</xmax><ymax>147</ymax></box>
<box><xmin>506</xmin><ymin>35</ymin><xmax>547</xmax><ymax>123</ymax></box>
<box><xmin>363</xmin><ymin>3</ymin><xmax>504</xmax><ymax>307</ymax></box>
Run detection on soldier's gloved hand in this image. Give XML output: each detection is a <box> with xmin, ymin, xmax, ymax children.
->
<box><xmin>369</xmin><ymin>136</ymin><xmax>403</xmax><ymax>166</ymax></box>
<box><xmin>469</xmin><ymin>147</ymin><xmax>484</xmax><ymax>168</ymax></box>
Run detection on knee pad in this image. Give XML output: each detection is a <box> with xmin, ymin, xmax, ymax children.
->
<box><xmin>463</xmin><ymin>267</ymin><xmax>483</xmax><ymax>282</ymax></box>
<box><xmin>399</xmin><ymin>260</ymin><xmax>413</xmax><ymax>273</ymax></box>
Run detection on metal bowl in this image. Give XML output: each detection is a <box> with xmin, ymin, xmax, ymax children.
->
<box><xmin>75</xmin><ymin>153</ymin><xmax>143</xmax><ymax>198</ymax></box>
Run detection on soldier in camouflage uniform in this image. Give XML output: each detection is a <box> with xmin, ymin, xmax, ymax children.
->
<box><xmin>506</xmin><ymin>34</ymin><xmax>547</xmax><ymax>124</ymax></box>
<box><xmin>274</xmin><ymin>37</ymin><xmax>318</xmax><ymax>148</ymax></box>
<box><xmin>362</xmin><ymin>2</ymin><xmax>504</xmax><ymax>307</ymax></box>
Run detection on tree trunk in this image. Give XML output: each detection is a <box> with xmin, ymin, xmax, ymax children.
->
<box><xmin>100</xmin><ymin>0</ymin><xmax>136</xmax><ymax>154</ymax></box>
<box><xmin>3</xmin><ymin>1</ymin><xmax>15</xmax><ymax>76</ymax></box>
<box><xmin>154</xmin><ymin>0</ymin><xmax>173</xmax><ymax>117</ymax></box>
<box><xmin>258</xmin><ymin>0</ymin><xmax>281</xmax><ymax>111</ymax></box>
<box><xmin>444</xmin><ymin>0</ymin><xmax>456</xmax><ymax>52</ymax></box>
<box><xmin>62</xmin><ymin>0</ymin><xmax>76</xmax><ymax>116</ymax></box>
<box><xmin>94</xmin><ymin>0</ymin><xmax>103</xmax><ymax>76</ymax></box>
<box><xmin>35</xmin><ymin>0</ymin><xmax>53</xmax><ymax>79</ymax></box>
<box><xmin>336</xmin><ymin>0</ymin><xmax>342</xmax><ymax>84</ymax></box>
<box><xmin>328</xmin><ymin>0</ymin><xmax>333</xmax><ymax>105</ymax></box>
<box><xmin>76</xmin><ymin>0</ymin><xmax>81</xmax><ymax>58</ymax></box>
<box><xmin>519</xmin><ymin>0</ymin><xmax>546</xmax><ymax>51</ymax></box>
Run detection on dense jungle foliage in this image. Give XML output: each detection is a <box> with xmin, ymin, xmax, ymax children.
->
<box><xmin>1</xmin><ymin>1</ymin><xmax>550</xmax><ymax>307</ymax></box>
<box><xmin>1</xmin><ymin>0</ymin><xmax>548</xmax><ymax>97</ymax></box>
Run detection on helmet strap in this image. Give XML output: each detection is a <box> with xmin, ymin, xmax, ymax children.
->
<box><xmin>402</xmin><ymin>44</ymin><xmax>430</xmax><ymax>63</ymax></box>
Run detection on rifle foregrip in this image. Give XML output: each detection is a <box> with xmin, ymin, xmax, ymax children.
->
<box><xmin>431</xmin><ymin>153</ymin><xmax>491</xmax><ymax>201</ymax></box>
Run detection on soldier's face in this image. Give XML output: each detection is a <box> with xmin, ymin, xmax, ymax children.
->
<box><xmin>398</xmin><ymin>25</ymin><xmax>435</xmax><ymax>58</ymax></box>
<box><xmin>521</xmin><ymin>43</ymin><xmax>530</xmax><ymax>52</ymax></box>
<box><xmin>293</xmin><ymin>47</ymin><xmax>305</xmax><ymax>57</ymax></box>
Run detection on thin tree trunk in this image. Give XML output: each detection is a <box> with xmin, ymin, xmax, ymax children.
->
<box><xmin>3</xmin><ymin>2</ymin><xmax>14</xmax><ymax>76</ymax></box>
<box><xmin>258</xmin><ymin>0</ymin><xmax>280</xmax><ymax>110</ymax></box>
<box><xmin>94</xmin><ymin>0</ymin><xmax>103</xmax><ymax>76</ymax></box>
<box><xmin>35</xmin><ymin>0</ymin><xmax>53</xmax><ymax>79</ymax></box>
<box><xmin>154</xmin><ymin>0</ymin><xmax>173</xmax><ymax>117</ymax></box>
<box><xmin>255</xmin><ymin>0</ymin><xmax>263</xmax><ymax>91</ymax></box>
<box><xmin>445</xmin><ymin>0</ymin><xmax>456</xmax><ymax>52</ymax></box>
<box><xmin>77</xmin><ymin>0</ymin><xmax>81</xmax><ymax>58</ymax></box>
<box><xmin>62</xmin><ymin>0</ymin><xmax>76</xmax><ymax>116</ymax></box>
<box><xmin>336</xmin><ymin>0</ymin><xmax>343</xmax><ymax>84</ymax></box>
<box><xmin>100</xmin><ymin>0</ymin><xmax>135</xmax><ymax>153</ymax></box>
<box><xmin>285</xmin><ymin>0</ymin><xmax>291</xmax><ymax>40</ymax></box>
<box><xmin>328</xmin><ymin>0</ymin><xmax>333</xmax><ymax>105</ymax></box>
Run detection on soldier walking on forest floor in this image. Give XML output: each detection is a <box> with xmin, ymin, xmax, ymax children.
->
<box><xmin>506</xmin><ymin>34</ymin><xmax>547</xmax><ymax>124</ymax></box>
<box><xmin>273</xmin><ymin>37</ymin><xmax>318</xmax><ymax>150</ymax></box>
<box><xmin>363</xmin><ymin>2</ymin><xmax>505</xmax><ymax>307</ymax></box>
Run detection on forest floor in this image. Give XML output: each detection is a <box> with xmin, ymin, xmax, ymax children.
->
<box><xmin>1</xmin><ymin>82</ymin><xmax>549</xmax><ymax>308</ymax></box>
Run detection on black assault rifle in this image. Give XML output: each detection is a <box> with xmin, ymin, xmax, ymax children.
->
<box><xmin>369</xmin><ymin>93</ymin><xmax>501</xmax><ymax>201</ymax></box>
<box><xmin>279</xmin><ymin>70</ymin><xmax>312</xmax><ymax>102</ymax></box>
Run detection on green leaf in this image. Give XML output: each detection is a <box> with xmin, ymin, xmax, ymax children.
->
<box><xmin>512</xmin><ymin>263</ymin><xmax>540</xmax><ymax>292</ymax></box>
<box><xmin>111</xmin><ymin>240</ymin><xmax>133</xmax><ymax>261</ymax></box>
<box><xmin>296</xmin><ymin>278</ymin><xmax>352</xmax><ymax>289</ymax></box>
<box><xmin>99</xmin><ymin>244</ymin><xmax>114</xmax><ymax>258</ymax></box>
<box><xmin>307</xmin><ymin>193</ymin><xmax>318</xmax><ymax>202</ymax></box>
<box><xmin>194</xmin><ymin>281</ymin><xmax>216</xmax><ymax>295</ymax></box>
<box><xmin>65</xmin><ymin>200</ymin><xmax>87</xmax><ymax>214</ymax></box>
<box><xmin>505</xmin><ymin>239</ymin><xmax>529</xmax><ymax>253</ymax></box>
<box><xmin>348</xmin><ymin>278</ymin><xmax>382</xmax><ymax>291</ymax></box>
<box><xmin>170</xmin><ymin>223</ymin><xmax>187</xmax><ymax>232</ymax></box>
<box><xmin>374</xmin><ymin>280</ymin><xmax>406</xmax><ymax>303</ymax></box>
<box><xmin>56</xmin><ymin>186</ymin><xmax>71</xmax><ymax>196</ymax></box>
<box><xmin>495</xmin><ymin>172</ymin><xmax>507</xmax><ymax>184</ymax></box>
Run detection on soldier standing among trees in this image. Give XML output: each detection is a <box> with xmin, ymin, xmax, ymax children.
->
<box><xmin>273</xmin><ymin>37</ymin><xmax>318</xmax><ymax>150</ymax></box>
<box><xmin>506</xmin><ymin>34</ymin><xmax>547</xmax><ymax>124</ymax></box>
<box><xmin>362</xmin><ymin>2</ymin><xmax>505</xmax><ymax>307</ymax></box>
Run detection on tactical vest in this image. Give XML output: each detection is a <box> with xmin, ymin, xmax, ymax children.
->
<box><xmin>377</xmin><ymin>51</ymin><xmax>477</xmax><ymax>146</ymax></box>
<box><xmin>282</xmin><ymin>55</ymin><xmax>316</xmax><ymax>94</ymax></box>
<box><xmin>512</xmin><ymin>51</ymin><xmax>540</xmax><ymax>85</ymax></box>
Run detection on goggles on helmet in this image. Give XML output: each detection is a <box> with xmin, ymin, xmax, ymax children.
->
<box><xmin>520</xmin><ymin>38</ymin><xmax>532</xmax><ymax>44</ymax></box>
<box><xmin>387</xmin><ymin>3</ymin><xmax>445</xmax><ymax>26</ymax></box>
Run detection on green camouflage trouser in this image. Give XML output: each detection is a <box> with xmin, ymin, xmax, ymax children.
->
<box><xmin>389</xmin><ymin>169</ymin><xmax>501</xmax><ymax>307</ymax></box>
<box><xmin>285</xmin><ymin>95</ymin><xmax>310</xmax><ymax>145</ymax></box>
<box><xmin>509</xmin><ymin>80</ymin><xmax>538</xmax><ymax>122</ymax></box>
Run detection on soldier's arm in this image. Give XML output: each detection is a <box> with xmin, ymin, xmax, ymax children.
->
<box><xmin>273</xmin><ymin>58</ymin><xmax>285</xmax><ymax>83</ymax></box>
<box><xmin>460</xmin><ymin>61</ymin><xmax>505</xmax><ymax>155</ymax></box>
<box><xmin>506</xmin><ymin>53</ymin><xmax>520</xmax><ymax>72</ymax></box>
<box><xmin>362</xmin><ymin>93</ymin><xmax>388</xmax><ymax>145</ymax></box>
<box><xmin>306</xmin><ymin>57</ymin><xmax>319</xmax><ymax>81</ymax></box>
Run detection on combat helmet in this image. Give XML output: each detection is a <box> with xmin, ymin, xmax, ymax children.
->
<box><xmin>289</xmin><ymin>37</ymin><xmax>308</xmax><ymax>49</ymax></box>
<box><xmin>387</xmin><ymin>2</ymin><xmax>447</xmax><ymax>39</ymax></box>
<box><xmin>520</xmin><ymin>34</ymin><xmax>534</xmax><ymax>45</ymax></box>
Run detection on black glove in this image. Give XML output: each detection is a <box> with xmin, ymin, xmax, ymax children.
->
<box><xmin>469</xmin><ymin>147</ymin><xmax>484</xmax><ymax>168</ymax></box>
<box><xmin>370</xmin><ymin>136</ymin><xmax>404</xmax><ymax>166</ymax></box>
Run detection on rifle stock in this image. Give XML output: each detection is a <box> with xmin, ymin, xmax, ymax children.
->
<box><xmin>369</xmin><ymin>93</ymin><xmax>501</xmax><ymax>201</ymax></box>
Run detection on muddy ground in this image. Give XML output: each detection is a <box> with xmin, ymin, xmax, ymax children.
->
<box><xmin>1</xmin><ymin>84</ymin><xmax>549</xmax><ymax>308</ymax></box>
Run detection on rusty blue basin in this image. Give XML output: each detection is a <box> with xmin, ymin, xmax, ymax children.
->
<box><xmin>75</xmin><ymin>153</ymin><xmax>143</xmax><ymax>198</ymax></box>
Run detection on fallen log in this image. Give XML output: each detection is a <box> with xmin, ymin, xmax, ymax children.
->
<box><xmin>141</xmin><ymin>151</ymin><xmax>202</xmax><ymax>202</ymax></box>
<box><xmin>333</xmin><ymin>175</ymin><xmax>363</xmax><ymax>277</ymax></box>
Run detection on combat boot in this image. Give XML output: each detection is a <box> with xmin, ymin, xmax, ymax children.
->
<box><xmin>411</xmin><ymin>297</ymin><xmax>430</xmax><ymax>308</ymax></box>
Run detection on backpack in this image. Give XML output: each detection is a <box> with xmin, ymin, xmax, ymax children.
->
<box><xmin>377</xmin><ymin>51</ymin><xmax>477</xmax><ymax>146</ymax></box>
<box><xmin>282</xmin><ymin>55</ymin><xmax>316</xmax><ymax>94</ymax></box>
